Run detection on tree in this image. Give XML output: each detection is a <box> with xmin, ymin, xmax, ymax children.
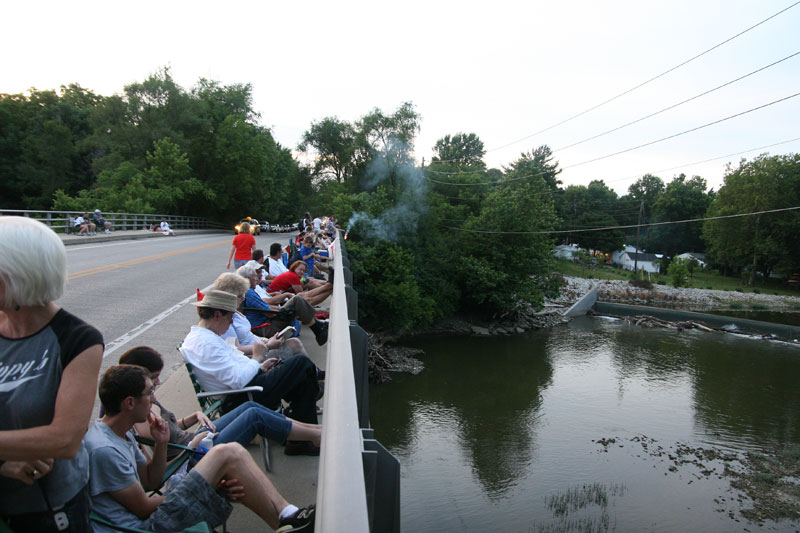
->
<box><xmin>355</xmin><ymin>102</ymin><xmax>420</xmax><ymax>189</ymax></box>
<box><xmin>703</xmin><ymin>153</ymin><xmax>800</xmax><ymax>284</ymax></box>
<box><xmin>431</xmin><ymin>132</ymin><xmax>486</xmax><ymax>169</ymax></box>
<box><xmin>297</xmin><ymin>117</ymin><xmax>357</xmax><ymax>183</ymax></box>
<box><xmin>647</xmin><ymin>174</ymin><xmax>712</xmax><ymax>256</ymax></box>
<box><xmin>627</xmin><ymin>173</ymin><xmax>665</xmax><ymax>220</ymax></box>
<box><xmin>556</xmin><ymin>180</ymin><xmax>623</xmax><ymax>252</ymax></box>
<box><xmin>504</xmin><ymin>145</ymin><xmax>561</xmax><ymax>191</ymax></box>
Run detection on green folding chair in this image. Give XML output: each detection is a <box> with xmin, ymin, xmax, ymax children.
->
<box><xmin>178</xmin><ymin>347</ymin><xmax>272</xmax><ymax>472</ymax></box>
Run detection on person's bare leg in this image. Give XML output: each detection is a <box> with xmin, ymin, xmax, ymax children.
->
<box><xmin>192</xmin><ymin>443</ymin><xmax>288</xmax><ymax>529</ymax></box>
<box><xmin>287</xmin><ymin>420</ymin><xmax>322</xmax><ymax>446</ymax></box>
<box><xmin>297</xmin><ymin>285</ymin><xmax>332</xmax><ymax>306</ymax></box>
<box><xmin>285</xmin><ymin>337</ymin><xmax>307</xmax><ymax>355</ymax></box>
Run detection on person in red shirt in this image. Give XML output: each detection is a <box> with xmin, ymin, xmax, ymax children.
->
<box><xmin>226</xmin><ymin>222</ymin><xmax>256</xmax><ymax>270</ymax></box>
<box><xmin>269</xmin><ymin>262</ymin><xmax>332</xmax><ymax>306</ymax></box>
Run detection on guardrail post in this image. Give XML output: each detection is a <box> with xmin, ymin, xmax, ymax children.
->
<box><xmin>349</xmin><ymin>321</ymin><xmax>370</xmax><ymax>429</ymax></box>
<box><xmin>362</xmin><ymin>429</ymin><xmax>401</xmax><ymax>533</ymax></box>
<box><xmin>344</xmin><ymin>285</ymin><xmax>358</xmax><ymax>321</ymax></box>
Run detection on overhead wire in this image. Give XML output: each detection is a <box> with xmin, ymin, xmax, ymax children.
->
<box><xmin>552</xmin><ymin>50</ymin><xmax>800</xmax><ymax>152</ymax></box>
<box><xmin>425</xmin><ymin>49</ymin><xmax>800</xmax><ymax>174</ymax></box>
<box><xmin>479</xmin><ymin>0</ymin><xmax>800</xmax><ymax>158</ymax></box>
<box><xmin>437</xmin><ymin>206</ymin><xmax>800</xmax><ymax>235</ymax></box>
<box><xmin>561</xmin><ymin>91</ymin><xmax>800</xmax><ymax>169</ymax></box>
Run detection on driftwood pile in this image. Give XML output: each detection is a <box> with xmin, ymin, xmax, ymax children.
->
<box><xmin>620</xmin><ymin>314</ymin><xmax>721</xmax><ymax>333</ymax></box>
<box><xmin>367</xmin><ymin>333</ymin><xmax>425</xmax><ymax>384</ymax></box>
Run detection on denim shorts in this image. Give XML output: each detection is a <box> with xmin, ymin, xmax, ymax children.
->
<box><xmin>142</xmin><ymin>469</ymin><xmax>232</xmax><ymax>532</ymax></box>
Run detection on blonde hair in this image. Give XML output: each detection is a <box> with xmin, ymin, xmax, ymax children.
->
<box><xmin>0</xmin><ymin>216</ymin><xmax>66</xmax><ymax>308</ymax></box>
<box><xmin>213</xmin><ymin>272</ymin><xmax>249</xmax><ymax>297</ymax></box>
<box><xmin>239</xmin><ymin>222</ymin><xmax>251</xmax><ymax>234</ymax></box>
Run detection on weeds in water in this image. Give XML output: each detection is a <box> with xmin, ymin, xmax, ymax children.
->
<box><xmin>533</xmin><ymin>483</ymin><xmax>625</xmax><ymax>532</ymax></box>
<box><xmin>749</xmin><ymin>303</ymin><xmax>767</xmax><ymax>310</ymax></box>
<box><xmin>784</xmin><ymin>444</ymin><xmax>800</xmax><ymax>460</ymax></box>
<box><xmin>752</xmin><ymin>472</ymin><xmax>777</xmax><ymax>483</ymax></box>
<box><xmin>729</xmin><ymin>302</ymin><xmax>744</xmax><ymax>310</ymax></box>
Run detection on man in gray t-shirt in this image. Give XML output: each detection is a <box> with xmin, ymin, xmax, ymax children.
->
<box><xmin>85</xmin><ymin>365</ymin><xmax>316</xmax><ymax>532</ymax></box>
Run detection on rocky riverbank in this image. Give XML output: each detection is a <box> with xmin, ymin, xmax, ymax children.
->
<box><xmin>553</xmin><ymin>275</ymin><xmax>800</xmax><ymax>312</ymax></box>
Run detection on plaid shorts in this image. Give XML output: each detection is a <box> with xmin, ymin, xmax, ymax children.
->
<box><xmin>142</xmin><ymin>469</ymin><xmax>232</xmax><ymax>532</ymax></box>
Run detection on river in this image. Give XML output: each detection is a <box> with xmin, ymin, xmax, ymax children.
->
<box><xmin>370</xmin><ymin>316</ymin><xmax>800</xmax><ymax>532</ymax></box>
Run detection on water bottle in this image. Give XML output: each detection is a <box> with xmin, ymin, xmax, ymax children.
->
<box><xmin>195</xmin><ymin>432</ymin><xmax>214</xmax><ymax>461</ymax></box>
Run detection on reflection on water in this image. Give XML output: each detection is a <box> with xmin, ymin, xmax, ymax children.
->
<box><xmin>370</xmin><ymin>316</ymin><xmax>800</xmax><ymax>532</ymax></box>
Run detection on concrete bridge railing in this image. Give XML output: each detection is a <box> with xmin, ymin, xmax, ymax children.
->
<box><xmin>318</xmin><ymin>235</ymin><xmax>401</xmax><ymax>532</ymax></box>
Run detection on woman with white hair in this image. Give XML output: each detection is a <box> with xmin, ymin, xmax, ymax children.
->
<box><xmin>0</xmin><ymin>216</ymin><xmax>103</xmax><ymax>531</ymax></box>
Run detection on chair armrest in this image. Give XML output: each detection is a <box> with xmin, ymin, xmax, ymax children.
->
<box><xmin>196</xmin><ymin>386</ymin><xmax>263</xmax><ymax>399</ymax></box>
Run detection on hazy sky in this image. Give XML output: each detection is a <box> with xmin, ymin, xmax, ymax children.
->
<box><xmin>3</xmin><ymin>0</ymin><xmax>799</xmax><ymax>194</ymax></box>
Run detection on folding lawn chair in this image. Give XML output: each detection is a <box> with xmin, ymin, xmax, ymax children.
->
<box><xmin>178</xmin><ymin>347</ymin><xmax>272</xmax><ymax>472</ymax></box>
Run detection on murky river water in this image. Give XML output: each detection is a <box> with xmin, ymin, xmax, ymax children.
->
<box><xmin>370</xmin><ymin>316</ymin><xmax>800</xmax><ymax>532</ymax></box>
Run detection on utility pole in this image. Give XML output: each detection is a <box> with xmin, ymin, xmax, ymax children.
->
<box><xmin>634</xmin><ymin>200</ymin><xmax>643</xmax><ymax>274</ymax></box>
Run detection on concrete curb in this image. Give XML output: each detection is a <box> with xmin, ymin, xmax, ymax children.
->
<box><xmin>59</xmin><ymin>229</ymin><xmax>228</xmax><ymax>246</ymax></box>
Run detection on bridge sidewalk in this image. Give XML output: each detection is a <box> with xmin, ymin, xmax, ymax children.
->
<box><xmin>59</xmin><ymin>229</ymin><xmax>227</xmax><ymax>245</ymax></box>
<box><xmin>155</xmin><ymin>305</ymin><xmax>328</xmax><ymax>531</ymax></box>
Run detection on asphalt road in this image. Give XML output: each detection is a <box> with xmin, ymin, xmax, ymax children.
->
<box><xmin>57</xmin><ymin>231</ymin><xmax>294</xmax><ymax>399</ymax></box>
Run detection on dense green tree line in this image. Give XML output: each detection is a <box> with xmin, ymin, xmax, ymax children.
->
<box><xmin>5</xmin><ymin>68</ymin><xmax>799</xmax><ymax>329</ymax></box>
<box><xmin>1</xmin><ymin>68</ymin><xmax>310</xmax><ymax>222</ymax></box>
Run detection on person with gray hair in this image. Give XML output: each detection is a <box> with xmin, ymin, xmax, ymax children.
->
<box><xmin>235</xmin><ymin>264</ymin><xmax>329</xmax><ymax>346</ymax></box>
<box><xmin>0</xmin><ymin>216</ymin><xmax>104</xmax><ymax>532</ymax></box>
<box><xmin>212</xmin><ymin>272</ymin><xmax>308</xmax><ymax>362</ymax></box>
<box><xmin>182</xmin><ymin>290</ymin><xmax>322</xmax><ymax>453</ymax></box>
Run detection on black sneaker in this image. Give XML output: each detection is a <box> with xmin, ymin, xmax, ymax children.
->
<box><xmin>277</xmin><ymin>505</ymin><xmax>316</xmax><ymax>532</ymax></box>
<box><xmin>314</xmin><ymin>321</ymin><xmax>328</xmax><ymax>346</ymax></box>
<box><xmin>284</xmin><ymin>441</ymin><xmax>321</xmax><ymax>456</ymax></box>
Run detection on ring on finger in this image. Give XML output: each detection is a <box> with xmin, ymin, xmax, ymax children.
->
<box><xmin>32</xmin><ymin>469</ymin><xmax>40</xmax><ymax>476</ymax></box>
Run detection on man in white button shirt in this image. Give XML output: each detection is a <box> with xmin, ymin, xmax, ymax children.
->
<box><xmin>181</xmin><ymin>290</ymin><xmax>320</xmax><ymax>427</ymax></box>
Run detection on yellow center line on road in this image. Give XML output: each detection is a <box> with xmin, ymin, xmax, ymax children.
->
<box><xmin>68</xmin><ymin>241</ymin><xmax>228</xmax><ymax>280</ymax></box>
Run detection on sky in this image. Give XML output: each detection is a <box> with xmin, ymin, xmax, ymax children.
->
<box><xmin>3</xmin><ymin>0</ymin><xmax>799</xmax><ymax>195</ymax></box>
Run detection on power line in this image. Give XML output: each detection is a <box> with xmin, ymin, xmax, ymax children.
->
<box><xmin>438</xmin><ymin>206</ymin><xmax>800</xmax><ymax>235</ymax></box>
<box><xmin>423</xmin><ymin>134</ymin><xmax>800</xmax><ymax>190</ymax></box>
<box><xmin>553</xmin><ymin>50</ymin><xmax>800</xmax><ymax>153</ymax></box>
<box><xmin>480</xmin><ymin>0</ymin><xmax>800</xmax><ymax>156</ymax></box>
<box><xmin>562</xmin><ymin>92</ymin><xmax>800</xmax><ymax>170</ymax></box>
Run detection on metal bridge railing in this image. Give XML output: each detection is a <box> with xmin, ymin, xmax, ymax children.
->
<box><xmin>0</xmin><ymin>209</ymin><xmax>229</xmax><ymax>233</ymax></box>
<box><xmin>317</xmin><ymin>235</ymin><xmax>400</xmax><ymax>532</ymax></box>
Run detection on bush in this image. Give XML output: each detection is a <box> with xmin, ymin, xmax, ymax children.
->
<box><xmin>346</xmin><ymin>240</ymin><xmax>434</xmax><ymax>332</ymax></box>
<box><xmin>753</xmin><ymin>288</ymin><xmax>761</xmax><ymax>294</ymax></box>
<box><xmin>706</xmin><ymin>286</ymin><xmax>713</xmax><ymax>290</ymax></box>
<box><xmin>629</xmin><ymin>279</ymin><xmax>654</xmax><ymax>290</ymax></box>
<box><xmin>657</xmin><ymin>280</ymin><xmax>666</xmax><ymax>285</ymax></box>
<box><xmin>668</xmin><ymin>259</ymin><xmax>690</xmax><ymax>288</ymax></box>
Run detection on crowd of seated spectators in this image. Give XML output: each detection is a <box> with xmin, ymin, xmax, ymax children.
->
<box><xmin>1</xmin><ymin>213</ymin><xmax>339</xmax><ymax>531</ymax></box>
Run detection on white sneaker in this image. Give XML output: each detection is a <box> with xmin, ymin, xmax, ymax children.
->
<box><xmin>105</xmin><ymin>229</ymin><xmax>110</xmax><ymax>234</ymax></box>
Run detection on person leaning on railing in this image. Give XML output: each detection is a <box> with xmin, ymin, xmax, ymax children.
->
<box><xmin>0</xmin><ymin>216</ymin><xmax>104</xmax><ymax>532</ymax></box>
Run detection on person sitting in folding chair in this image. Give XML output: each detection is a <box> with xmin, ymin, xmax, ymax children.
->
<box><xmin>119</xmin><ymin>347</ymin><xmax>322</xmax><ymax>459</ymax></box>
<box><xmin>235</xmin><ymin>264</ymin><xmax>329</xmax><ymax>346</ymax></box>
<box><xmin>85</xmin><ymin>365</ymin><xmax>316</xmax><ymax>533</ymax></box>
<box><xmin>181</xmin><ymin>291</ymin><xmax>322</xmax><ymax>454</ymax></box>
<box><xmin>211</xmin><ymin>272</ymin><xmax>312</xmax><ymax>363</ymax></box>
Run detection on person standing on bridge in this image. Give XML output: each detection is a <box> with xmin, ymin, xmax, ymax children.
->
<box><xmin>0</xmin><ymin>216</ymin><xmax>104</xmax><ymax>532</ymax></box>
<box><xmin>226</xmin><ymin>222</ymin><xmax>255</xmax><ymax>270</ymax></box>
